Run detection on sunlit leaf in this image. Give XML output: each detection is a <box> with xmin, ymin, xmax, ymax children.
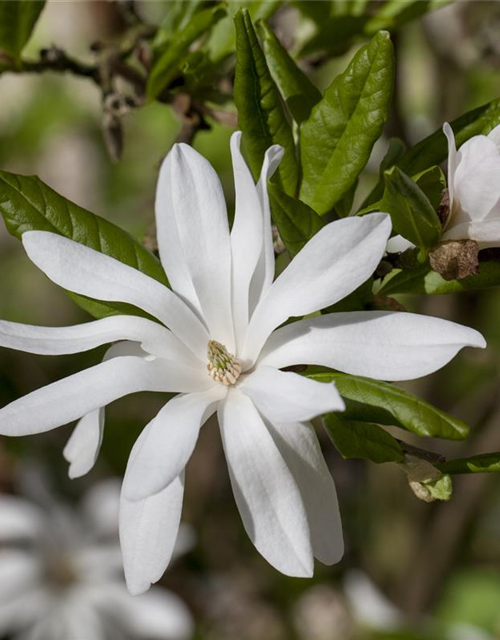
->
<box><xmin>234</xmin><ymin>8</ymin><xmax>298</xmax><ymax>195</ymax></box>
<box><xmin>308</xmin><ymin>370</ymin><xmax>470</xmax><ymax>440</ymax></box>
<box><xmin>258</xmin><ymin>20</ymin><xmax>321</xmax><ymax>123</ymax></box>
<box><xmin>300</xmin><ymin>31</ymin><xmax>394</xmax><ymax>215</ymax></box>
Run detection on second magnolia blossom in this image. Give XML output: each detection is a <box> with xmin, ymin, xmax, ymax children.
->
<box><xmin>442</xmin><ymin>122</ymin><xmax>500</xmax><ymax>246</ymax></box>
<box><xmin>0</xmin><ymin>133</ymin><xmax>485</xmax><ymax>595</ymax></box>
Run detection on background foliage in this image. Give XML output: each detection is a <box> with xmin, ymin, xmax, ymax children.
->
<box><xmin>2</xmin><ymin>1</ymin><xmax>500</xmax><ymax>639</ymax></box>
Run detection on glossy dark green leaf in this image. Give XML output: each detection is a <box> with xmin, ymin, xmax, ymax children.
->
<box><xmin>381</xmin><ymin>166</ymin><xmax>441</xmax><ymax>253</ymax></box>
<box><xmin>380</xmin><ymin>261</ymin><xmax>500</xmax><ymax>296</ymax></box>
<box><xmin>398</xmin><ymin>98</ymin><xmax>500</xmax><ymax>176</ymax></box>
<box><xmin>437</xmin><ymin>453</ymin><xmax>500</xmax><ymax>475</ymax></box>
<box><xmin>234</xmin><ymin>9</ymin><xmax>298</xmax><ymax>195</ymax></box>
<box><xmin>360</xmin><ymin>137</ymin><xmax>407</xmax><ymax>211</ymax></box>
<box><xmin>147</xmin><ymin>5</ymin><xmax>226</xmax><ymax>99</ymax></box>
<box><xmin>308</xmin><ymin>371</ymin><xmax>470</xmax><ymax>440</ymax></box>
<box><xmin>300</xmin><ymin>31</ymin><xmax>394</xmax><ymax>215</ymax></box>
<box><xmin>0</xmin><ymin>0</ymin><xmax>45</xmax><ymax>59</ymax></box>
<box><xmin>324</xmin><ymin>413</ymin><xmax>404</xmax><ymax>464</ymax></box>
<box><xmin>268</xmin><ymin>184</ymin><xmax>324</xmax><ymax>257</ymax></box>
<box><xmin>0</xmin><ymin>171</ymin><xmax>168</xmax><ymax>319</ymax></box>
<box><xmin>257</xmin><ymin>21</ymin><xmax>321</xmax><ymax>124</ymax></box>
<box><xmin>413</xmin><ymin>165</ymin><xmax>447</xmax><ymax>210</ymax></box>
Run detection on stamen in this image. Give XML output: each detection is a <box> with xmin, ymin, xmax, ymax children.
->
<box><xmin>207</xmin><ymin>340</ymin><xmax>241</xmax><ymax>385</ymax></box>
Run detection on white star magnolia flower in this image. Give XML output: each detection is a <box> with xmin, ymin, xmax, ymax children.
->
<box><xmin>442</xmin><ymin>122</ymin><xmax>500</xmax><ymax>246</ymax></box>
<box><xmin>0</xmin><ymin>480</ymin><xmax>194</xmax><ymax>640</ymax></box>
<box><xmin>0</xmin><ymin>133</ymin><xmax>485</xmax><ymax>594</ymax></box>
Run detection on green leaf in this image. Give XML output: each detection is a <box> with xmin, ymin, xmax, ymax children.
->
<box><xmin>380</xmin><ymin>261</ymin><xmax>500</xmax><ymax>296</ymax></box>
<box><xmin>234</xmin><ymin>9</ymin><xmax>298</xmax><ymax>196</ymax></box>
<box><xmin>300</xmin><ymin>31</ymin><xmax>394</xmax><ymax>215</ymax></box>
<box><xmin>268</xmin><ymin>184</ymin><xmax>324</xmax><ymax>257</ymax></box>
<box><xmin>257</xmin><ymin>21</ymin><xmax>321</xmax><ymax>124</ymax></box>
<box><xmin>324</xmin><ymin>413</ymin><xmax>404</xmax><ymax>463</ymax></box>
<box><xmin>359</xmin><ymin>137</ymin><xmax>407</xmax><ymax>211</ymax></box>
<box><xmin>381</xmin><ymin>166</ymin><xmax>441</xmax><ymax>253</ymax></box>
<box><xmin>299</xmin><ymin>15</ymin><xmax>368</xmax><ymax>58</ymax></box>
<box><xmin>147</xmin><ymin>5</ymin><xmax>226</xmax><ymax>100</ymax></box>
<box><xmin>437</xmin><ymin>453</ymin><xmax>500</xmax><ymax>475</ymax></box>
<box><xmin>292</xmin><ymin>1</ymin><xmax>331</xmax><ymax>24</ymax></box>
<box><xmin>0</xmin><ymin>171</ymin><xmax>168</xmax><ymax>319</ymax></box>
<box><xmin>308</xmin><ymin>371</ymin><xmax>470</xmax><ymax>440</ymax></box>
<box><xmin>366</xmin><ymin>0</ymin><xmax>450</xmax><ymax>34</ymax></box>
<box><xmin>0</xmin><ymin>0</ymin><xmax>45</xmax><ymax>60</ymax></box>
<box><xmin>207</xmin><ymin>0</ymin><xmax>279</xmax><ymax>64</ymax></box>
<box><xmin>398</xmin><ymin>98</ymin><xmax>500</xmax><ymax>176</ymax></box>
<box><xmin>413</xmin><ymin>165</ymin><xmax>447</xmax><ymax>211</ymax></box>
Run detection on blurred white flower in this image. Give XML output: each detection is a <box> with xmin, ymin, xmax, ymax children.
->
<box><xmin>343</xmin><ymin>570</ymin><xmax>402</xmax><ymax>631</ymax></box>
<box><xmin>0</xmin><ymin>133</ymin><xmax>485</xmax><ymax>594</ymax></box>
<box><xmin>442</xmin><ymin>123</ymin><xmax>500</xmax><ymax>246</ymax></box>
<box><xmin>0</xmin><ymin>479</ymin><xmax>194</xmax><ymax>640</ymax></box>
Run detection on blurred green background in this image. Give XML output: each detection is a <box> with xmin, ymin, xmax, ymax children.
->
<box><xmin>2</xmin><ymin>2</ymin><xmax>500</xmax><ymax>639</ymax></box>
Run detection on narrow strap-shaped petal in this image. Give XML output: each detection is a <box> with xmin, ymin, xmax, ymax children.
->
<box><xmin>0</xmin><ymin>314</ymin><xmax>201</xmax><ymax>367</ymax></box>
<box><xmin>156</xmin><ymin>144</ymin><xmax>234</xmax><ymax>349</ymax></box>
<box><xmin>249</xmin><ymin>144</ymin><xmax>284</xmax><ymax>315</ymax></box>
<box><xmin>453</xmin><ymin>135</ymin><xmax>500</xmax><ymax>224</ymax></box>
<box><xmin>218</xmin><ymin>390</ymin><xmax>314</xmax><ymax>577</ymax></box>
<box><xmin>269</xmin><ymin>420</ymin><xmax>344</xmax><ymax>565</ymax></box>
<box><xmin>120</xmin><ymin>473</ymin><xmax>185</xmax><ymax>596</ymax></box>
<box><xmin>22</xmin><ymin>231</ymin><xmax>210</xmax><ymax>360</ymax></box>
<box><xmin>0</xmin><ymin>355</ymin><xmax>211</xmax><ymax>436</ymax></box>
<box><xmin>240</xmin><ymin>366</ymin><xmax>344</xmax><ymax>423</ymax></box>
<box><xmin>230</xmin><ymin>132</ymin><xmax>267</xmax><ymax>352</ymax></box>
<box><xmin>63</xmin><ymin>409</ymin><xmax>104</xmax><ymax>480</ymax></box>
<box><xmin>442</xmin><ymin>218</ymin><xmax>500</xmax><ymax>248</ymax></box>
<box><xmin>258</xmin><ymin>311</ymin><xmax>486</xmax><ymax>381</ymax></box>
<box><xmin>122</xmin><ymin>385</ymin><xmax>226</xmax><ymax>502</ymax></box>
<box><xmin>443</xmin><ymin>122</ymin><xmax>458</xmax><ymax>216</ymax></box>
<box><xmin>242</xmin><ymin>213</ymin><xmax>392</xmax><ymax>364</ymax></box>
<box><xmin>63</xmin><ymin>342</ymin><xmax>146</xmax><ymax>479</ymax></box>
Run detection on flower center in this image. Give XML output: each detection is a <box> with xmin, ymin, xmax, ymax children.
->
<box><xmin>207</xmin><ymin>340</ymin><xmax>241</xmax><ymax>385</ymax></box>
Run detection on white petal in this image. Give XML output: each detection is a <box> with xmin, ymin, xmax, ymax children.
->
<box><xmin>242</xmin><ymin>213</ymin><xmax>392</xmax><ymax>364</ymax></box>
<box><xmin>453</xmin><ymin>135</ymin><xmax>500</xmax><ymax>223</ymax></box>
<box><xmin>240</xmin><ymin>366</ymin><xmax>344</xmax><ymax>423</ymax></box>
<box><xmin>122</xmin><ymin>386</ymin><xmax>226</xmax><ymax>501</ymax></box>
<box><xmin>63</xmin><ymin>342</ymin><xmax>151</xmax><ymax>480</ymax></box>
<box><xmin>259</xmin><ymin>311</ymin><xmax>486</xmax><ymax>381</ymax></box>
<box><xmin>249</xmin><ymin>144</ymin><xmax>285</xmax><ymax>315</ymax></box>
<box><xmin>230</xmin><ymin>132</ymin><xmax>267</xmax><ymax>352</ymax></box>
<box><xmin>0</xmin><ymin>314</ymin><xmax>200</xmax><ymax>366</ymax></box>
<box><xmin>63</xmin><ymin>408</ymin><xmax>104</xmax><ymax>479</ymax></box>
<box><xmin>120</xmin><ymin>474</ymin><xmax>185</xmax><ymax>595</ymax></box>
<box><xmin>0</xmin><ymin>496</ymin><xmax>43</xmax><ymax>541</ymax></box>
<box><xmin>270</xmin><ymin>421</ymin><xmax>344</xmax><ymax>564</ymax></box>
<box><xmin>488</xmin><ymin>123</ymin><xmax>500</xmax><ymax>150</ymax></box>
<box><xmin>443</xmin><ymin>122</ymin><xmax>458</xmax><ymax>212</ymax></box>
<box><xmin>441</xmin><ymin>219</ymin><xmax>500</xmax><ymax>248</ymax></box>
<box><xmin>102</xmin><ymin>585</ymin><xmax>194</xmax><ymax>640</ymax></box>
<box><xmin>0</xmin><ymin>355</ymin><xmax>210</xmax><ymax>436</ymax></box>
<box><xmin>22</xmin><ymin>231</ymin><xmax>209</xmax><ymax>360</ymax></box>
<box><xmin>218</xmin><ymin>390</ymin><xmax>313</xmax><ymax>577</ymax></box>
<box><xmin>156</xmin><ymin>144</ymin><xmax>234</xmax><ymax>349</ymax></box>
<box><xmin>386</xmin><ymin>234</ymin><xmax>414</xmax><ymax>253</ymax></box>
